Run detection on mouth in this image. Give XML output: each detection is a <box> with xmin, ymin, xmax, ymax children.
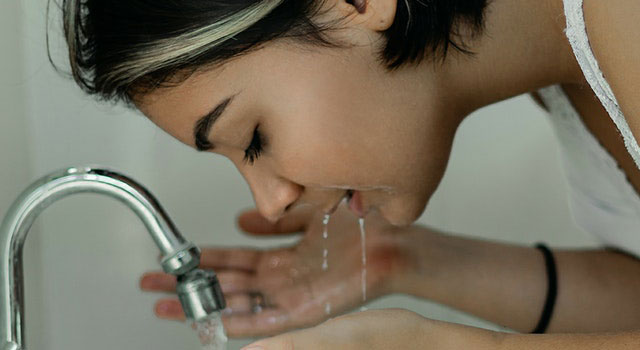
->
<box><xmin>346</xmin><ymin>189</ymin><xmax>365</xmax><ymax>218</ymax></box>
<box><xmin>325</xmin><ymin>191</ymin><xmax>347</xmax><ymax>215</ymax></box>
<box><xmin>324</xmin><ymin>189</ymin><xmax>367</xmax><ymax>218</ymax></box>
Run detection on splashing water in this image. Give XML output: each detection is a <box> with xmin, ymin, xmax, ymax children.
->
<box><xmin>193</xmin><ymin>313</ymin><xmax>228</xmax><ymax>350</ymax></box>
<box><xmin>322</xmin><ymin>214</ymin><xmax>331</xmax><ymax>315</ymax></box>
<box><xmin>359</xmin><ymin>218</ymin><xmax>367</xmax><ymax>304</ymax></box>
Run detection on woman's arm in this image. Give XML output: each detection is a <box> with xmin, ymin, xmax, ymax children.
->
<box><xmin>499</xmin><ymin>331</ymin><xmax>640</xmax><ymax>349</ymax></box>
<box><xmin>242</xmin><ymin>308</ymin><xmax>640</xmax><ymax>349</ymax></box>
<box><xmin>390</xmin><ymin>225</ymin><xmax>640</xmax><ymax>333</ymax></box>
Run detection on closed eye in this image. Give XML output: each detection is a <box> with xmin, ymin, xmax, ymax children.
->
<box><xmin>243</xmin><ymin>125</ymin><xmax>265</xmax><ymax>165</ymax></box>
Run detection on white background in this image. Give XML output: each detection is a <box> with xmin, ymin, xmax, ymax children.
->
<box><xmin>1</xmin><ymin>1</ymin><xmax>597</xmax><ymax>349</ymax></box>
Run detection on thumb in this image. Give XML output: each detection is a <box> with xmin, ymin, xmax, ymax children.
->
<box><xmin>237</xmin><ymin>206</ymin><xmax>315</xmax><ymax>236</ymax></box>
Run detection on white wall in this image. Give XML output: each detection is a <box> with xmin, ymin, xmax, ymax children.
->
<box><xmin>0</xmin><ymin>1</ymin><xmax>597</xmax><ymax>349</ymax></box>
<box><xmin>0</xmin><ymin>1</ymin><xmax>45</xmax><ymax>349</ymax></box>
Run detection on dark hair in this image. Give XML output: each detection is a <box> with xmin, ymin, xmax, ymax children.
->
<box><xmin>58</xmin><ymin>0</ymin><xmax>489</xmax><ymax>103</ymax></box>
<box><xmin>385</xmin><ymin>0</ymin><xmax>489</xmax><ymax>68</ymax></box>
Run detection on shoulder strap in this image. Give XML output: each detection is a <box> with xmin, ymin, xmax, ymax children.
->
<box><xmin>563</xmin><ymin>0</ymin><xmax>640</xmax><ymax>171</ymax></box>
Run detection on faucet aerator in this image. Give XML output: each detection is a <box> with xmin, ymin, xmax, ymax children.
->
<box><xmin>177</xmin><ymin>269</ymin><xmax>226</xmax><ymax>322</ymax></box>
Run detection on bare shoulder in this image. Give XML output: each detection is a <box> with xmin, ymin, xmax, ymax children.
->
<box><xmin>582</xmin><ymin>0</ymin><xmax>640</xmax><ymax>135</ymax></box>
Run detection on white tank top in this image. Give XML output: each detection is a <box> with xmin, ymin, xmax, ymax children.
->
<box><xmin>537</xmin><ymin>0</ymin><xmax>640</xmax><ymax>256</ymax></box>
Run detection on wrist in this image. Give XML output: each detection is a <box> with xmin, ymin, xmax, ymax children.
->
<box><xmin>365</xmin><ymin>223</ymin><xmax>414</xmax><ymax>295</ymax></box>
<box><xmin>384</xmin><ymin>224</ymin><xmax>450</xmax><ymax>295</ymax></box>
<box><xmin>376</xmin><ymin>224</ymin><xmax>445</xmax><ymax>295</ymax></box>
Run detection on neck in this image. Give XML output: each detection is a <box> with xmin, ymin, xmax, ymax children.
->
<box><xmin>435</xmin><ymin>0</ymin><xmax>584</xmax><ymax>117</ymax></box>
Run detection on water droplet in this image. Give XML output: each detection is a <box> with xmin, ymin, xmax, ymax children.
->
<box><xmin>289</xmin><ymin>268</ymin><xmax>300</xmax><ymax>278</ymax></box>
<box><xmin>325</xmin><ymin>302</ymin><xmax>332</xmax><ymax>315</ymax></box>
<box><xmin>268</xmin><ymin>256</ymin><xmax>281</xmax><ymax>268</ymax></box>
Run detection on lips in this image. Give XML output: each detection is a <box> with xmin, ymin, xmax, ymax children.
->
<box><xmin>324</xmin><ymin>189</ymin><xmax>365</xmax><ymax>217</ymax></box>
<box><xmin>325</xmin><ymin>191</ymin><xmax>349</xmax><ymax>215</ymax></box>
<box><xmin>347</xmin><ymin>190</ymin><xmax>364</xmax><ymax>217</ymax></box>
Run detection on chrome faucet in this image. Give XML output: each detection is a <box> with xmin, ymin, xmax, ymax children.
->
<box><xmin>0</xmin><ymin>166</ymin><xmax>226</xmax><ymax>350</ymax></box>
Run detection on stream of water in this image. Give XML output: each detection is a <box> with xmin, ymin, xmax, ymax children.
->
<box><xmin>359</xmin><ymin>218</ymin><xmax>367</xmax><ymax>306</ymax></box>
<box><xmin>322</xmin><ymin>214</ymin><xmax>331</xmax><ymax>315</ymax></box>
<box><xmin>193</xmin><ymin>312</ymin><xmax>228</xmax><ymax>350</ymax></box>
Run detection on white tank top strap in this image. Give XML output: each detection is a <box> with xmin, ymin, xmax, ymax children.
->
<box><xmin>563</xmin><ymin>0</ymin><xmax>640</xmax><ymax>171</ymax></box>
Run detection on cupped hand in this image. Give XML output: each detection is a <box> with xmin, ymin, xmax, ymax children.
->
<box><xmin>139</xmin><ymin>204</ymin><xmax>410</xmax><ymax>337</ymax></box>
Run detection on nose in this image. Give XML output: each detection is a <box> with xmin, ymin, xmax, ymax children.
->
<box><xmin>246</xmin><ymin>173</ymin><xmax>302</xmax><ymax>223</ymax></box>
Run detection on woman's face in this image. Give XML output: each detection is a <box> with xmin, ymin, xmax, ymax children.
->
<box><xmin>137</xmin><ymin>22</ymin><xmax>463</xmax><ymax>226</ymax></box>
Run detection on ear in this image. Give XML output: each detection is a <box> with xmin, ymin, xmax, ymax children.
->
<box><xmin>332</xmin><ymin>0</ymin><xmax>397</xmax><ymax>32</ymax></box>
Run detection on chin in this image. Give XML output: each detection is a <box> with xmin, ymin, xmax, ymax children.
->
<box><xmin>378</xmin><ymin>200</ymin><xmax>426</xmax><ymax>227</ymax></box>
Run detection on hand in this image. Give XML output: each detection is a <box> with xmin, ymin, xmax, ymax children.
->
<box><xmin>241</xmin><ymin>308</ymin><xmax>503</xmax><ymax>350</ymax></box>
<box><xmin>140</xmin><ymin>204</ymin><xmax>410</xmax><ymax>337</ymax></box>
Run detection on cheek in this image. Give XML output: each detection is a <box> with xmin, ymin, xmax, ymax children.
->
<box><xmin>386</xmin><ymin>132</ymin><xmax>455</xmax><ymax>224</ymax></box>
<box><xmin>266</xmin><ymin>104</ymin><xmax>437</xmax><ymax>189</ymax></box>
<box><xmin>268</xmin><ymin>127</ymin><xmax>355</xmax><ymax>184</ymax></box>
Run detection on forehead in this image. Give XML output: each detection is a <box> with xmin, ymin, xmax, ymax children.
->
<box><xmin>132</xmin><ymin>65</ymin><xmax>244</xmax><ymax>149</ymax></box>
<box><xmin>133</xmin><ymin>43</ymin><xmax>282</xmax><ymax>121</ymax></box>
<box><xmin>135</xmin><ymin>67</ymin><xmax>226</xmax><ymax>120</ymax></box>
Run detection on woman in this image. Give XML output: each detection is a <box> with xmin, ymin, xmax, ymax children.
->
<box><xmin>60</xmin><ymin>0</ymin><xmax>640</xmax><ymax>348</ymax></box>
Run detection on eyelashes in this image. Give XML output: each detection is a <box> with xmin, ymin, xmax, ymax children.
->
<box><xmin>243</xmin><ymin>125</ymin><xmax>265</xmax><ymax>165</ymax></box>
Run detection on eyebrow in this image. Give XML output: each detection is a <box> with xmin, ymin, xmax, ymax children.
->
<box><xmin>193</xmin><ymin>95</ymin><xmax>235</xmax><ymax>151</ymax></box>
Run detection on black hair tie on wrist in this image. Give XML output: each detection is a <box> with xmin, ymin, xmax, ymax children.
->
<box><xmin>531</xmin><ymin>243</ymin><xmax>557</xmax><ymax>334</ymax></box>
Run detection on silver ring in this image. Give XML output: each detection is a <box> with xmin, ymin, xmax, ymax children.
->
<box><xmin>248</xmin><ymin>292</ymin><xmax>266</xmax><ymax>314</ymax></box>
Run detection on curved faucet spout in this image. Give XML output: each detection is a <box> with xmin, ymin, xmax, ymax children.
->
<box><xmin>0</xmin><ymin>166</ymin><xmax>225</xmax><ymax>349</ymax></box>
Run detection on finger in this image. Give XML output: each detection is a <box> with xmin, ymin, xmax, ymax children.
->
<box><xmin>237</xmin><ymin>206</ymin><xmax>314</xmax><ymax>236</ymax></box>
<box><xmin>217</xmin><ymin>271</ymin><xmax>254</xmax><ymax>294</ymax></box>
<box><xmin>140</xmin><ymin>272</ymin><xmax>177</xmax><ymax>292</ymax></box>
<box><xmin>153</xmin><ymin>295</ymin><xmax>282</xmax><ymax>330</ymax></box>
<box><xmin>154</xmin><ymin>295</ymin><xmax>255</xmax><ymax>321</ymax></box>
<box><xmin>224</xmin><ymin>294</ymin><xmax>252</xmax><ymax>314</ymax></box>
<box><xmin>154</xmin><ymin>298</ymin><xmax>295</xmax><ymax>337</ymax></box>
<box><xmin>199</xmin><ymin>248</ymin><xmax>260</xmax><ymax>271</ymax></box>
<box><xmin>224</xmin><ymin>293</ymin><xmax>270</xmax><ymax>314</ymax></box>
<box><xmin>154</xmin><ymin>298</ymin><xmax>185</xmax><ymax>321</ymax></box>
